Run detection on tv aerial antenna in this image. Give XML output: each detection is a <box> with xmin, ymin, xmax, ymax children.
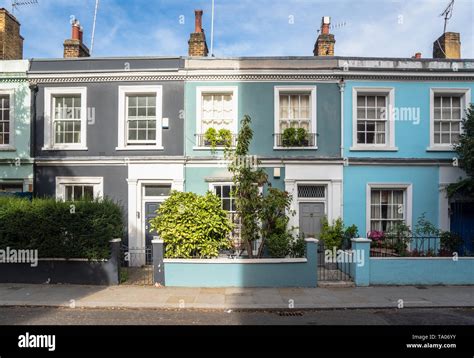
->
<box><xmin>90</xmin><ymin>0</ymin><xmax>100</xmax><ymax>55</ymax></box>
<box><xmin>11</xmin><ymin>0</ymin><xmax>38</xmax><ymax>14</ymax></box>
<box><xmin>440</xmin><ymin>0</ymin><xmax>455</xmax><ymax>34</ymax></box>
<box><xmin>317</xmin><ymin>20</ymin><xmax>348</xmax><ymax>34</ymax></box>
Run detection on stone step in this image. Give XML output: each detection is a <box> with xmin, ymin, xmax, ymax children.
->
<box><xmin>318</xmin><ymin>281</ymin><xmax>355</xmax><ymax>288</ymax></box>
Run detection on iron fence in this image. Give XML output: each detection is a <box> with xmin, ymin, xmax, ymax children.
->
<box><xmin>369</xmin><ymin>234</ymin><xmax>470</xmax><ymax>257</ymax></box>
<box><xmin>317</xmin><ymin>241</ymin><xmax>352</xmax><ymax>282</ymax></box>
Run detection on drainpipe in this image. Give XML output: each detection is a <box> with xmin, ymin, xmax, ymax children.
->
<box><xmin>29</xmin><ymin>82</ymin><xmax>39</xmax><ymax>198</ymax></box>
<box><xmin>338</xmin><ymin>78</ymin><xmax>345</xmax><ymax>220</ymax></box>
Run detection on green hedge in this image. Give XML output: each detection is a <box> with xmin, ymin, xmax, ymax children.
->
<box><xmin>0</xmin><ymin>197</ymin><xmax>124</xmax><ymax>260</ymax></box>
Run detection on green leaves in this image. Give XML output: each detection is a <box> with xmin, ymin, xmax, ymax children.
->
<box><xmin>149</xmin><ymin>191</ymin><xmax>232</xmax><ymax>258</ymax></box>
<box><xmin>0</xmin><ymin>197</ymin><xmax>123</xmax><ymax>260</ymax></box>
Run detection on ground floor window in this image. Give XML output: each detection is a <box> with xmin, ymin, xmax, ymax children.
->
<box><xmin>56</xmin><ymin>177</ymin><xmax>103</xmax><ymax>201</ymax></box>
<box><xmin>0</xmin><ymin>183</ymin><xmax>23</xmax><ymax>192</ymax></box>
<box><xmin>369</xmin><ymin>188</ymin><xmax>406</xmax><ymax>231</ymax></box>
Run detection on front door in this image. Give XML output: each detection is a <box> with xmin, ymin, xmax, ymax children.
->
<box><xmin>299</xmin><ymin>202</ymin><xmax>324</xmax><ymax>238</ymax></box>
<box><xmin>144</xmin><ymin>202</ymin><xmax>160</xmax><ymax>250</ymax></box>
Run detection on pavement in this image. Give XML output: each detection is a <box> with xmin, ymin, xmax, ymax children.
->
<box><xmin>0</xmin><ymin>284</ymin><xmax>473</xmax><ymax>310</ymax></box>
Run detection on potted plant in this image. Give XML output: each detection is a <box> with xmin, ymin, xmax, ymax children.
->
<box><xmin>203</xmin><ymin>128</ymin><xmax>232</xmax><ymax>148</ymax></box>
<box><xmin>281</xmin><ymin>127</ymin><xmax>309</xmax><ymax>147</ymax></box>
<box><xmin>281</xmin><ymin>127</ymin><xmax>297</xmax><ymax>147</ymax></box>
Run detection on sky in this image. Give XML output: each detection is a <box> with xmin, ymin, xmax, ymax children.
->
<box><xmin>6</xmin><ymin>0</ymin><xmax>474</xmax><ymax>59</ymax></box>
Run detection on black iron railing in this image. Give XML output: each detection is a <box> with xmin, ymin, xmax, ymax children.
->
<box><xmin>274</xmin><ymin>133</ymin><xmax>317</xmax><ymax>147</ymax></box>
<box><xmin>195</xmin><ymin>133</ymin><xmax>238</xmax><ymax>148</ymax></box>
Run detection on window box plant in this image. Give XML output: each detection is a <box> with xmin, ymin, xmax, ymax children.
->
<box><xmin>281</xmin><ymin>127</ymin><xmax>309</xmax><ymax>147</ymax></box>
<box><xmin>204</xmin><ymin>128</ymin><xmax>232</xmax><ymax>148</ymax></box>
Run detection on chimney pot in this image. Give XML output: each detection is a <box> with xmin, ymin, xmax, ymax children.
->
<box><xmin>72</xmin><ymin>22</ymin><xmax>81</xmax><ymax>41</ymax></box>
<box><xmin>195</xmin><ymin>9</ymin><xmax>203</xmax><ymax>33</ymax></box>
<box><xmin>414</xmin><ymin>52</ymin><xmax>422</xmax><ymax>59</ymax></box>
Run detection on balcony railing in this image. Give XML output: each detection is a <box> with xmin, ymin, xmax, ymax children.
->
<box><xmin>274</xmin><ymin>133</ymin><xmax>317</xmax><ymax>148</ymax></box>
<box><xmin>195</xmin><ymin>133</ymin><xmax>238</xmax><ymax>148</ymax></box>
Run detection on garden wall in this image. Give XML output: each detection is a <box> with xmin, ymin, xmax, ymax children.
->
<box><xmin>162</xmin><ymin>239</ymin><xmax>318</xmax><ymax>287</ymax></box>
<box><xmin>0</xmin><ymin>239</ymin><xmax>121</xmax><ymax>285</ymax></box>
<box><xmin>370</xmin><ymin>257</ymin><xmax>474</xmax><ymax>285</ymax></box>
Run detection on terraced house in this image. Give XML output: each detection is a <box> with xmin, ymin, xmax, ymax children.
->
<box><xmin>0</xmin><ymin>9</ymin><xmax>32</xmax><ymax>196</ymax></box>
<box><xmin>341</xmin><ymin>31</ymin><xmax>474</xmax><ymax>252</ymax></box>
<box><xmin>184</xmin><ymin>13</ymin><xmax>343</xmax><ymax>248</ymax></box>
<box><xmin>29</xmin><ymin>20</ymin><xmax>186</xmax><ymax>260</ymax></box>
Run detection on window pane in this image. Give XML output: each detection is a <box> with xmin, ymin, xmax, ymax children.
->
<box><xmin>367</xmin><ymin>108</ymin><xmax>376</xmax><ymax>119</ymax></box>
<box><xmin>366</xmin><ymin>132</ymin><xmax>375</xmax><ymax>144</ymax></box>
<box><xmin>434</xmin><ymin>96</ymin><xmax>441</xmax><ymax>107</ymax></box>
<box><xmin>366</xmin><ymin>96</ymin><xmax>375</xmax><ymax>107</ymax></box>
<box><xmin>442</xmin><ymin>108</ymin><xmax>451</xmax><ymax>119</ymax></box>
<box><xmin>223</xmin><ymin>185</ymin><xmax>231</xmax><ymax>198</ymax></box>
<box><xmin>129</xmin><ymin>96</ymin><xmax>137</xmax><ymax>107</ymax></box>
<box><xmin>83</xmin><ymin>186</ymin><xmax>94</xmax><ymax>200</ymax></box>
<box><xmin>215</xmin><ymin>186</ymin><xmax>222</xmax><ymax>197</ymax></box>
<box><xmin>65</xmin><ymin>186</ymin><xmax>73</xmax><ymax>201</ymax></box>
<box><xmin>357</xmin><ymin>108</ymin><xmax>365</xmax><ymax>119</ymax></box>
<box><xmin>145</xmin><ymin>185</ymin><xmax>171</xmax><ymax>197</ymax></box>
<box><xmin>137</xmin><ymin>97</ymin><xmax>146</xmax><ymax>107</ymax></box>
<box><xmin>434</xmin><ymin>108</ymin><xmax>441</xmax><ymax>120</ymax></box>
<box><xmin>357</xmin><ymin>96</ymin><xmax>365</xmax><ymax>106</ymax></box>
<box><xmin>442</xmin><ymin>97</ymin><xmax>450</xmax><ymax>107</ymax></box>
<box><xmin>357</xmin><ymin>132</ymin><xmax>365</xmax><ymax>144</ymax></box>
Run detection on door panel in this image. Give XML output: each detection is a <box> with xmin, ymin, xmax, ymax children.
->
<box><xmin>299</xmin><ymin>202</ymin><xmax>325</xmax><ymax>238</ymax></box>
<box><xmin>145</xmin><ymin>202</ymin><xmax>161</xmax><ymax>249</ymax></box>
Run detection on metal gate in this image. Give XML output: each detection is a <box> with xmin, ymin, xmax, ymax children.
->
<box><xmin>120</xmin><ymin>245</ymin><xmax>154</xmax><ymax>285</ymax></box>
<box><xmin>317</xmin><ymin>240</ymin><xmax>353</xmax><ymax>282</ymax></box>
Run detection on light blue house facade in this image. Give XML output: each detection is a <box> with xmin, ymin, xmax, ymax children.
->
<box><xmin>184</xmin><ymin>57</ymin><xmax>344</xmax><ymax>243</ymax></box>
<box><xmin>341</xmin><ymin>58</ymin><xmax>474</xmax><ymax>236</ymax></box>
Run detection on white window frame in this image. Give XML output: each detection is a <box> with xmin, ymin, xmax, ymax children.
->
<box><xmin>55</xmin><ymin>177</ymin><xmax>104</xmax><ymax>201</ymax></box>
<box><xmin>428</xmin><ymin>88</ymin><xmax>471</xmax><ymax>151</ymax></box>
<box><xmin>195</xmin><ymin>86</ymin><xmax>238</xmax><ymax>149</ymax></box>
<box><xmin>43</xmin><ymin>87</ymin><xmax>88</xmax><ymax>151</ymax></box>
<box><xmin>117</xmin><ymin>85</ymin><xmax>163</xmax><ymax>151</ymax></box>
<box><xmin>366</xmin><ymin>183</ymin><xmax>412</xmax><ymax>234</ymax></box>
<box><xmin>208</xmin><ymin>182</ymin><xmax>237</xmax><ymax>213</ymax></box>
<box><xmin>0</xmin><ymin>89</ymin><xmax>14</xmax><ymax>150</ymax></box>
<box><xmin>274</xmin><ymin>86</ymin><xmax>317</xmax><ymax>149</ymax></box>
<box><xmin>351</xmin><ymin>87</ymin><xmax>397</xmax><ymax>151</ymax></box>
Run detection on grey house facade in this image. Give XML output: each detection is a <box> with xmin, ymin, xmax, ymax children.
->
<box><xmin>29</xmin><ymin>57</ymin><xmax>185</xmax><ymax>256</ymax></box>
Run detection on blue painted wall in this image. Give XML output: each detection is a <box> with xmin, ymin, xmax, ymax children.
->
<box><xmin>370</xmin><ymin>258</ymin><xmax>474</xmax><ymax>285</ymax></box>
<box><xmin>343</xmin><ymin>165</ymin><xmax>439</xmax><ymax>234</ymax></box>
<box><xmin>343</xmin><ymin>81</ymin><xmax>474</xmax><ymax>159</ymax></box>
<box><xmin>164</xmin><ymin>240</ymin><xmax>318</xmax><ymax>287</ymax></box>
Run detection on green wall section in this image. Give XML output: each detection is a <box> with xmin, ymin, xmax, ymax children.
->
<box><xmin>185</xmin><ymin>82</ymin><xmax>341</xmax><ymax>158</ymax></box>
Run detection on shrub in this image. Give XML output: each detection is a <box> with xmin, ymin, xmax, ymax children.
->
<box><xmin>319</xmin><ymin>217</ymin><xmax>345</xmax><ymax>250</ymax></box>
<box><xmin>266</xmin><ymin>232</ymin><xmax>292</xmax><ymax>258</ymax></box>
<box><xmin>290</xmin><ymin>235</ymin><xmax>306</xmax><ymax>258</ymax></box>
<box><xmin>0</xmin><ymin>197</ymin><xmax>123</xmax><ymax>260</ymax></box>
<box><xmin>149</xmin><ymin>191</ymin><xmax>232</xmax><ymax>258</ymax></box>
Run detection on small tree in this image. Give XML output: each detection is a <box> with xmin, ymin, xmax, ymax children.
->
<box><xmin>227</xmin><ymin>115</ymin><xmax>295</xmax><ymax>258</ymax></box>
<box><xmin>149</xmin><ymin>191</ymin><xmax>232</xmax><ymax>258</ymax></box>
<box><xmin>447</xmin><ymin>104</ymin><xmax>474</xmax><ymax>198</ymax></box>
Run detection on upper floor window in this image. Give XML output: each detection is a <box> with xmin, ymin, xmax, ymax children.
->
<box><xmin>117</xmin><ymin>86</ymin><xmax>163</xmax><ymax>150</ymax></box>
<box><xmin>43</xmin><ymin>87</ymin><xmax>87</xmax><ymax>151</ymax></box>
<box><xmin>0</xmin><ymin>94</ymin><xmax>11</xmax><ymax>147</ymax></box>
<box><xmin>351</xmin><ymin>88</ymin><xmax>396</xmax><ymax>151</ymax></box>
<box><xmin>274</xmin><ymin>86</ymin><xmax>317</xmax><ymax>148</ymax></box>
<box><xmin>429</xmin><ymin>89</ymin><xmax>470</xmax><ymax>150</ymax></box>
<box><xmin>195</xmin><ymin>87</ymin><xmax>238</xmax><ymax>148</ymax></box>
<box><xmin>356</xmin><ymin>95</ymin><xmax>387</xmax><ymax>145</ymax></box>
<box><xmin>53</xmin><ymin>95</ymin><xmax>82</xmax><ymax>145</ymax></box>
<box><xmin>126</xmin><ymin>94</ymin><xmax>156</xmax><ymax>145</ymax></box>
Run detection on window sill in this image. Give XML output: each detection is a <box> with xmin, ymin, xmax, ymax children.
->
<box><xmin>42</xmin><ymin>146</ymin><xmax>88</xmax><ymax>151</ymax></box>
<box><xmin>115</xmin><ymin>146</ymin><xmax>164</xmax><ymax>151</ymax></box>
<box><xmin>0</xmin><ymin>145</ymin><xmax>16</xmax><ymax>152</ymax></box>
<box><xmin>426</xmin><ymin>146</ymin><xmax>455</xmax><ymax>152</ymax></box>
<box><xmin>273</xmin><ymin>146</ymin><xmax>318</xmax><ymax>150</ymax></box>
<box><xmin>349</xmin><ymin>146</ymin><xmax>398</xmax><ymax>152</ymax></box>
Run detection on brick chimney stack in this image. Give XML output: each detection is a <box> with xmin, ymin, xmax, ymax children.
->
<box><xmin>0</xmin><ymin>8</ymin><xmax>23</xmax><ymax>60</ymax></box>
<box><xmin>433</xmin><ymin>32</ymin><xmax>461</xmax><ymax>59</ymax></box>
<box><xmin>188</xmin><ymin>9</ymin><xmax>208</xmax><ymax>57</ymax></box>
<box><xmin>314</xmin><ymin>16</ymin><xmax>335</xmax><ymax>56</ymax></box>
<box><xmin>63</xmin><ymin>19</ymin><xmax>90</xmax><ymax>58</ymax></box>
